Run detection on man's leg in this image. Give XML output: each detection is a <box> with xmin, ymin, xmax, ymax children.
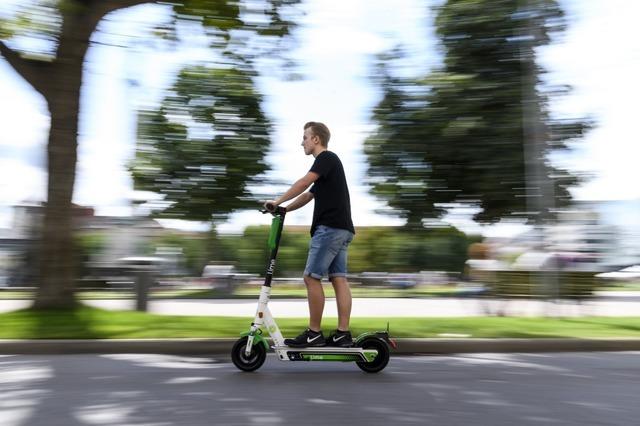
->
<box><xmin>304</xmin><ymin>274</ymin><xmax>325</xmax><ymax>331</ymax></box>
<box><xmin>330</xmin><ymin>276</ymin><xmax>351</xmax><ymax>331</ymax></box>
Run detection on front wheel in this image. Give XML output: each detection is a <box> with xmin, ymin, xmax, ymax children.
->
<box><xmin>231</xmin><ymin>336</ymin><xmax>267</xmax><ymax>372</ymax></box>
<box><xmin>356</xmin><ymin>337</ymin><xmax>390</xmax><ymax>373</ymax></box>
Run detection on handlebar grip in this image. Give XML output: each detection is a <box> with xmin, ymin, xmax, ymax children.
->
<box><xmin>260</xmin><ymin>206</ymin><xmax>286</xmax><ymax>215</ymax></box>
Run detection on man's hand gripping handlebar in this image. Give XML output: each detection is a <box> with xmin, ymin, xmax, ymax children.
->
<box><xmin>261</xmin><ymin>201</ymin><xmax>286</xmax><ymax>216</ymax></box>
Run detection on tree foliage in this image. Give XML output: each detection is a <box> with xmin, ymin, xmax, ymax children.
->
<box><xmin>366</xmin><ymin>0</ymin><xmax>591</xmax><ymax>227</ymax></box>
<box><xmin>0</xmin><ymin>0</ymin><xmax>299</xmax><ymax>308</ymax></box>
<box><xmin>131</xmin><ymin>64</ymin><xmax>272</xmax><ymax>223</ymax></box>
<box><xmin>215</xmin><ymin>225</ymin><xmax>478</xmax><ymax>276</ymax></box>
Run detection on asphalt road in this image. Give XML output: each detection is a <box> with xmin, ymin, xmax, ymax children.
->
<box><xmin>1</xmin><ymin>352</ymin><xmax>639</xmax><ymax>426</ymax></box>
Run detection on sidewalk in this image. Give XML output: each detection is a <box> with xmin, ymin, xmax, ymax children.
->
<box><xmin>85</xmin><ymin>296</ymin><xmax>640</xmax><ymax>317</ymax></box>
<box><xmin>2</xmin><ymin>295</ymin><xmax>638</xmax><ymax>317</ymax></box>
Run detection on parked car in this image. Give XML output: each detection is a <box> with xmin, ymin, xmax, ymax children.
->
<box><xmin>385</xmin><ymin>273</ymin><xmax>417</xmax><ymax>289</ymax></box>
<box><xmin>202</xmin><ymin>264</ymin><xmax>237</xmax><ymax>292</ymax></box>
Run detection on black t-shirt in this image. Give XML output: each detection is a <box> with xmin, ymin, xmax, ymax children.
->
<box><xmin>309</xmin><ymin>150</ymin><xmax>355</xmax><ymax>236</ymax></box>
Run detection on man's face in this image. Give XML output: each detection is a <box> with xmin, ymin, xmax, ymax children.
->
<box><xmin>301</xmin><ymin>127</ymin><xmax>318</xmax><ymax>155</ymax></box>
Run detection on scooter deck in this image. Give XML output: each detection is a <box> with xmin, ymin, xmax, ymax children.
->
<box><xmin>272</xmin><ymin>345</ymin><xmax>378</xmax><ymax>362</ymax></box>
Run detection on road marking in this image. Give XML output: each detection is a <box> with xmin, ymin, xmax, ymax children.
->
<box><xmin>307</xmin><ymin>398</ymin><xmax>342</xmax><ymax>404</ymax></box>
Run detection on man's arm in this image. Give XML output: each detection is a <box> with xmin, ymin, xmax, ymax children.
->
<box><xmin>285</xmin><ymin>192</ymin><xmax>314</xmax><ymax>212</ymax></box>
<box><xmin>269</xmin><ymin>171</ymin><xmax>319</xmax><ymax>207</ymax></box>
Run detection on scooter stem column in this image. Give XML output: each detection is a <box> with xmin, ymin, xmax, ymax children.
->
<box><xmin>251</xmin><ymin>285</ymin><xmax>272</xmax><ymax>329</ymax></box>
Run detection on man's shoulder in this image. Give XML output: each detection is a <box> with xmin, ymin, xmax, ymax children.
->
<box><xmin>318</xmin><ymin>150</ymin><xmax>340</xmax><ymax>163</ymax></box>
<box><xmin>311</xmin><ymin>151</ymin><xmax>344</xmax><ymax>178</ymax></box>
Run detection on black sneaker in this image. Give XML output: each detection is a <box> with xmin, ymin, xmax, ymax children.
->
<box><xmin>326</xmin><ymin>329</ymin><xmax>353</xmax><ymax>347</ymax></box>
<box><xmin>284</xmin><ymin>329</ymin><xmax>326</xmax><ymax>347</ymax></box>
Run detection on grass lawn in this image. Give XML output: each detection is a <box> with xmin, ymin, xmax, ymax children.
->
<box><xmin>2</xmin><ymin>306</ymin><xmax>640</xmax><ymax>340</ymax></box>
<box><xmin>2</xmin><ymin>280</ymin><xmax>638</xmax><ymax>300</ymax></box>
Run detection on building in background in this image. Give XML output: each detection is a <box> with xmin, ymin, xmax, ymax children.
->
<box><xmin>0</xmin><ymin>202</ymin><xmax>166</xmax><ymax>287</ymax></box>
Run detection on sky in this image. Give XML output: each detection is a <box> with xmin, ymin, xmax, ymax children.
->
<box><xmin>0</xmin><ymin>0</ymin><xmax>638</xmax><ymax>237</ymax></box>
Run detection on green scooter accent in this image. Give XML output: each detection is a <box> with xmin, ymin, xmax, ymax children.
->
<box><xmin>355</xmin><ymin>331</ymin><xmax>382</xmax><ymax>345</ymax></box>
<box><xmin>267</xmin><ymin>215</ymin><xmax>282</xmax><ymax>250</ymax></box>
<box><xmin>301</xmin><ymin>354</ymin><xmax>363</xmax><ymax>362</ymax></box>
<box><xmin>240</xmin><ymin>330</ymin><xmax>270</xmax><ymax>351</ymax></box>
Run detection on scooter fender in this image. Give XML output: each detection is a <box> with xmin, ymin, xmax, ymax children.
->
<box><xmin>354</xmin><ymin>331</ymin><xmax>397</xmax><ymax>349</ymax></box>
<box><xmin>240</xmin><ymin>330</ymin><xmax>270</xmax><ymax>351</ymax></box>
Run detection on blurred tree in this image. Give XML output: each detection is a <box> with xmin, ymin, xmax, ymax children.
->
<box><xmin>366</xmin><ymin>0</ymin><xmax>591</xmax><ymax>228</ymax></box>
<box><xmin>131</xmin><ymin>64</ymin><xmax>271</xmax><ymax>224</ymax></box>
<box><xmin>0</xmin><ymin>0</ymin><xmax>299</xmax><ymax>308</ymax></box>
<box><xmin>223</xmin><ymin>225</ymin><xmax>478</xmax><ymax>276</ymax></box>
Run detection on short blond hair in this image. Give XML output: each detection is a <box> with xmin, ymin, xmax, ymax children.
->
<box><xmin>304</xmin><ymin>122</ymin><xmax>331</xmax><ymax>147</ymax></box>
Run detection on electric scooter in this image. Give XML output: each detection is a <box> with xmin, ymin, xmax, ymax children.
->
<box><xmin>231</xmin><ymin>206</ymin><xmax>396</xmax><ymax>373</ymax></box>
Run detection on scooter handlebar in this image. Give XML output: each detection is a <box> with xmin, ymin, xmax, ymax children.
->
<box><xmin>260</xmin><ymin>205</ymin><xmax>286</xmax><ymax>216</ymax></box>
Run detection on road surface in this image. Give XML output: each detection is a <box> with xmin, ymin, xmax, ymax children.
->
<box><xmin>1</xmin><ymin>352</ymin><xmax>638</xmax><ymax>425</ymax></box>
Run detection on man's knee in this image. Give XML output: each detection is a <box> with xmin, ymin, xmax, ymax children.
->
<box><xmin>330</xmin><ymin>276</ymin><xmax>348</xmax><ymax>287</ymax></box>
<box><xmin>304</xmin><ymin>274</ymin><xmax>321</xmax><ymax>287</ymax></box>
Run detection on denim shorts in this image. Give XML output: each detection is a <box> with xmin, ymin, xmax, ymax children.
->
<box><xmin>304</xmin><ymin>225</ymin><xmax>354</xmax><ymax>280</ymax></box>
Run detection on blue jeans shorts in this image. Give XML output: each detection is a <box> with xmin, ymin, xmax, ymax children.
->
<box><xmin>304</xmin><ymin>225</ymin><xmax>354</xmax><ymax>280</ymax></box>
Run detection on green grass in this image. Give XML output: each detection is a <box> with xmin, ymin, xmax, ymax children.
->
<box><xmin>2</xmin><ymin>306</ymin><xmax>640</xmax><ymax>339</ymax></box>
<box><xmin>2</xmin><ymin>281</ymin><xmax>638</xmax><ymax>300</ymax></box>
<box><xmin>600</xmin><ymin>282</ymin><xmax>640</xmax><ymax>291</ymax></box>
<box><xmin>0</xmin><ymin>291</ymin><xmax>35</xmax><ymax>299</ymax></box>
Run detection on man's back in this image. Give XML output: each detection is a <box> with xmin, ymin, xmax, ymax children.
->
<box><xmin>309</xmin><ymin>150</ymin><xmax>354</xmax><ymax>236</ymax></box>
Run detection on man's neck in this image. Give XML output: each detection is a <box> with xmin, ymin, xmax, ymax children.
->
<box><xmin>312</xmin><ymin>147</ymin><xmax>328</xmax><ymax>158</ymax></box>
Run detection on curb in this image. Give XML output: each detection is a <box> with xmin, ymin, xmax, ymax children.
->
<box><xmin>396</xmin><ymin>338</ymin><xmax>640</xmax><ymax>354</ymax></box>
<box><xmin>2</xmin><ymin>338</ymin><xmax>640</xmax><ymax>355</ymax></box>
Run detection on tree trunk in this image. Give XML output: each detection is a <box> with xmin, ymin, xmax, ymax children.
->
<box><xmin>32</xmin><ymin>99</ymin><xmax>81</xmax><ymax>309</ymax></box>
<box><xmin>1</xmin><ymin>1</ymin><xmax>155</xmax><ymax>309</ymax></box>
<box><xmin>32</xmin><ymin>10</ymin><xmax>100</xmax><ymax>309</ymax></box>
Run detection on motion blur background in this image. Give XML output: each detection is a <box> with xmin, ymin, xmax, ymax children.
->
<box><xmin>0</xmin><ymin>0</ymin><xmax>639</xmax><ymax>305</ymax></box>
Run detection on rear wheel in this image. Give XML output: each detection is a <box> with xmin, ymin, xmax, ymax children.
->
<box><xmin>356</xmin><ymin>337</ymin><xmax>390</xmax><ymax>373</ymax></box>
<box><xmin>231</xmin><ymin>336</ymin><xmax>267</xmax><ymax>372</ymax></box>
